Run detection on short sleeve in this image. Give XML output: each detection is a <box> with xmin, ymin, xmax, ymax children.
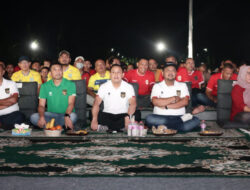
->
<box><xmin>47</xmin><ymin>72</ymin><xmax>52</xmax><ymax>81</ymax></box>
<box><xmin>11</xmin><ymin>82</ymin><xmax>19</xmax><ymax>95</ymax></box>
<box><xmin>181</xmin><ymin>83</ymin><xmax>190</xmax><ymax>98</ymax></box>
<box><xmin>39</xmin><ymin>84</ymin><xmax>47</xmax><ymax>99</ymax></box>
<box><xmin>97</xmin><ymin>84</ymin><xmax>105</xmax><ymax>100</ymax></box>
<box><xmin>150</xmin><ymin>83</ymin><xmax>160</xmax><ymax>100</ymax></box>
<box><xmin>11</xmin><ymin>72</ymin><xmax>18</xmax><ymax>82</ymax></box>
<box><xmin>127</xmin><ymin>84</ymin><xmax>135</xmax><ymax>99</ymax></box>
<box><xmin>35</xmin><ymin>73</ymin><xmax>42</xmax><ymax>85</ymax></box>
<box><xmin>88</xmin><ymin>75</ymin><xmax>95</xmax><ymax>89</ymax></box>
<box><xmin>68</xmin><ymin>82</ymin><xmax>76</xmax><ymax>96</ymax></box>
<box><xmin>149</xmin><ymin>72</ymin><xmax>155</xmax><ymax>85</ymax></box>
<box><xmin>206</xmin><ymin>75</ymin><xmax>215</xmax><ymax>91</ymax></box>
<box><xmin>73</xmin><ymin>69</ymin><xmax>81</xmax><ymax>80</ymax></box>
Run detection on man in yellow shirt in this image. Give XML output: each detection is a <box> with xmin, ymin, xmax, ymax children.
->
<box><xmin>87</xmin><ymin>59</ymin><xmax>110</xmax><ymax>105</ymax></box>
<box><xmin>11</xmin><ymin>56</ymin><xmax>42</xmax><ymax>89</ymax></box>
<box><xmin>47</xmin><ymin>50</ymin><xmax>81</xmax><ymax>81</ymax></box>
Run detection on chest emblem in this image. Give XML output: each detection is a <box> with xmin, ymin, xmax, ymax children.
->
<box><xmin>49</xmin><ymin>91</ymin><xmax>52</xmax><ymax>96</ymax></box>
<box><xmin>5</xmin><ymin>88</ymin><xmax>10</xmax><ymax>94</ymax></box>
<box><xmin>120</xmin><ymin>92</ymin><xmax>126</xmax><ymax>98</ymax></box>
<box><xmin>68</xmin><ymin>73</ymin><xmax>72</xmax><ymax>78</ymax></box>
<box><xmin>62</xmin><ymin>89</ymin><xmax>67</xmax><ymax>95</ymax></box>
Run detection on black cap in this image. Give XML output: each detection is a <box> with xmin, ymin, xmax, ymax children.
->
<box><xmin>18</xmin><ymin>56</ymin><xmax>30</xmax><ymax>62</ymax></box>
<box><xmin>163</xmin><ymin>62</ymin><xmax>178</xmax><ymax>70</ymax></box>
<box><xmin>58</xmin><ymin>50</ymin><xmax>70</xmax><ymax>57</ymax></box>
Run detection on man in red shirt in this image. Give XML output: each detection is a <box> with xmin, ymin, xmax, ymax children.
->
<box><xmin>124</xmin><ymin>58</ymin><xmax>155</xmax><ymax>107</ymax></box>
<box><xmin>185</xmin><ymin>59</ymin><xmax>207</xmax><ymax>113</ymax></box>
<box><xmin>206</xmin><ymin>63</ymin><xmax>237</xmax><ymax>105</ymax></box>
<box><xmin>159</xmin><ymin>56</ymin><xmax>190</xmax><ymax>82</ymax></box>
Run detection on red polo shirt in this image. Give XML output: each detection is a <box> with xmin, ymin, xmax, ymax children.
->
<box><xmin>188</xmin><ymin>70</ymin><xmax>204</xmax><ymax>89</ymax></box>
<box><xmin>124</xmin><ymin>69</ymin><xmax>155</xmax><ymax>95</ymax></box>
<box><xmin>206</xmin><ymin>73</ymin><xmax>237</xmax><ymax>96</ymax></box>
<box><xmin>176</xmin><ymin>67</ymin><xmax>189</xmax><ymax>82</ymax></box>
<box><xmin>158</xmin><ymin>66</ymin><xmax>189</xmax><ymax>82</ymax></box>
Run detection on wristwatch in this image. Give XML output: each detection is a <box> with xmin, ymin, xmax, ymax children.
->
<box><xmin>64</xmin><ymin>113</ymin><xmax>70</xmax><ymax>118</ymax></box>
<box><xmin>165</xmin><ymin>106</ymin><xmax>168</xmax><ymax>109</ymax></box>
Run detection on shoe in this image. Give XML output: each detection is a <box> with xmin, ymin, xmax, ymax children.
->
<box><xmin>97</xmin><ymin>125</ymin><xmax>109</xmax><ymax>132</ymax></box>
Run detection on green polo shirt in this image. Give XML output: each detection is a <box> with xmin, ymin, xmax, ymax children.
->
<box><xmin>39</xmin><ymin>78</ymin><xmax>76</xmax><ymax>113</ymax></box>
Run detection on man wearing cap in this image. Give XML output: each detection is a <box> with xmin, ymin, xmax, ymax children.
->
<box><xmin>74</xmin><ymin>56</ymin><xmax>85</xmax><ymax>75</ymax></box>
<box><xmin>47</xmin><ymin>50</ymin><xmax>81</xmax><ymax>81</ymax></box>
<box><xmin>74</xmin><ymin>56</ymin><xmax>90</xmax><ymax>85</ymax></box>
<box><xmin>0</xmin><ymin>64</ymin><xmax>25</xmax><ymax>130</ymax></box>
<box><xmin>11</xmin><ymin>56</ymin><xmax>42</xmax><ymax>88</ymax></box>
<box><xmin>145</xmin><ymin>62</ymin><xmax>200</xmax><ymax>132</ymax></box>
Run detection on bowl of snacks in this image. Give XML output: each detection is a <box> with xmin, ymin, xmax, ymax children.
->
<box><xmin>152</xmin><ymin>125</ymin><xmax>177</xmax><ymax>136</ymax></box>
<box><xmin>44</xmin><ymin>118</ymin><xmax>63</xmax><ymax>137</ymax></box>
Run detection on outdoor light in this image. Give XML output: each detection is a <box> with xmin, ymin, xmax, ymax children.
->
<box><xmin>111</xmin><ymin>48</ymin><xmax>114</xmax><ymax>52</ymax></box>
<box><xmin>156</xmin><ymin>42</ymin><xmax>166</xmax><ymax>52</ymax></box>
<box><xmin>30</xmin><ymin>41</ymin><xmax>39</xmax><ymax>50</ymax></box>
<box><xmin>203</xmin><ymin>48</ymin><xmax>208</xmax><ymax>52</ymax></box>
<box><xmin>117</xmin><ymin>53</ymin><xmax>120</xmax><ymax>56</ymax></box>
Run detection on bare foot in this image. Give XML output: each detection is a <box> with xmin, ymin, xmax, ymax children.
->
<box><xmin>192</xmin><ymin>105</ymin><xmax>206</xmax><ymax>115</ymax></box>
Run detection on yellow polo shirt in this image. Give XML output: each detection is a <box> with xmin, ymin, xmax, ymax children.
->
<box><xmin>88</xmin><ymin>71</ymin><xmax>110</xmax><ymax>93</ymax></box>
<box><xmin>11</xmin><ymin>70</ymin><xmax>42</xmax><ymax>85</ymax></box>
<box><xmin>47</xmin><ymin>65</ymin><xmax>81</xmax><ymax>81</ymax></box>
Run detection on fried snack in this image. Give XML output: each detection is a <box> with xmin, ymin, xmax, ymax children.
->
<box><xmin>75</xmin><ymin>130</ymin><xmax>88</xmax><ymax>135</ymax></box>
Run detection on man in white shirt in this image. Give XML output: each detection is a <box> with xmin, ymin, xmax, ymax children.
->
<box><xmin>145</xmin><ymin>62</ymin><xmax>200</xmax><ymax>132</ymax></box>
<box><xmin>0</xmin><ymin>64</ymin><xmax>24</xmax><ymax>130</ymax></box>
<box><xmin>91</xmin><ymin>64</ymin><xmax>137</xmax><ymax>132</ymax></box>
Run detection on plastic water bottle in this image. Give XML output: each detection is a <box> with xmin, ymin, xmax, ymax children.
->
<box><xmin>200</xmin><ymin>120</ymin><xmax>206</xmax><ymax>132</ymax></box>
<box><xmin>139</xmin><ymin>121</ymin><xmax>144</xmax><ymax>137</ymax></box>
<box><xmin>127</xmin><ymin>122</ymin><xmax>132</xmax><ymax>136</ymax></box>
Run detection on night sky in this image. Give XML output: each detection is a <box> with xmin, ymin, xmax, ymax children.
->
<box><xmin>0</xmin><ymin>0</ymin><xmax>250</xmax><ymax>69</ymax></box>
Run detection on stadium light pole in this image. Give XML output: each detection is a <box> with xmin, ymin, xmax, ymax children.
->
<box><xmin>188</xmin><ymin>0</ymin><xmax>193</xmax><ymax>58</ymax></box>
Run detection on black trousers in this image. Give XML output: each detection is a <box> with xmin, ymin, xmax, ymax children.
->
<box><xmin>0</xmin><ymin>111</ymin><xmax>25</xmax><ymax>130</ymax></box>
<box><xmin>98</xmin><ymin>110</ymin><xmax>141</xmax><ymax>131</ymax></box>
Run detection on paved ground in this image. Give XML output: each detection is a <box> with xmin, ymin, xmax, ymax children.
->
<box><xmin>0</xmin><ymin>176</ymin><xmax>250</xmax><ymax>190</ymax></box>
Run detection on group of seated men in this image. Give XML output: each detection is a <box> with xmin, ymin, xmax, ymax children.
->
<box><xmin>0</xmin><ymin>50</ymin><xmax>245</xmax><ymax>132</ymax></box>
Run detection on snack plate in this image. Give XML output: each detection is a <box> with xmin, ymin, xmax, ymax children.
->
<box><xmin>66</xmin><ymin>130</ymin><xmax>88</xmax><ymax>136</ymax></box>
<box><xmin>153</xmin><ymin>129</ymin><xmax>177</xmax><ymax>136</ymax></box>
<box><xmin>199</xmin><ymin>131</ymin><xmax>223</xmax><ymax>136</ymax></box>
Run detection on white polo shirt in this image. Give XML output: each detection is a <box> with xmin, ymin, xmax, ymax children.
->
<box><xmin>0</xmin><ymin>78</ymin><xmax>19</xmax><ymax>116</ymax></box>
<box><xmin>97</xmin><ymin>80</ymin><xmax>135</xmax><ymax>114</ymax></box>
<box><xmin>151</xmin><ymin>80</ymin><xmax>189</xmax><ymax>116</ymax></box>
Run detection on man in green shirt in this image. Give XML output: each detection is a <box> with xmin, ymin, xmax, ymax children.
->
<box><xmin>30</xmin><ymin>63</ymin><xmax>77</xmax><ymax>129</ymax></box>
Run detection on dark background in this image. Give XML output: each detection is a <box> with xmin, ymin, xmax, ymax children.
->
<box><xmin>0</xmin><ymin>0</ymin><xmax>249</xmax><ymax>69</ymax></box>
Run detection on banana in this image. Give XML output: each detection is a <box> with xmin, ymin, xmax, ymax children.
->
<box><xmin>46</xmin><ymin>121</ymin><xmax>51</xmax><ymax>129</ymax></box>
<box><xmin>50</xmin><ymin>118</ymin><xmax>55</xmax><ymax>128</ymax></box>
